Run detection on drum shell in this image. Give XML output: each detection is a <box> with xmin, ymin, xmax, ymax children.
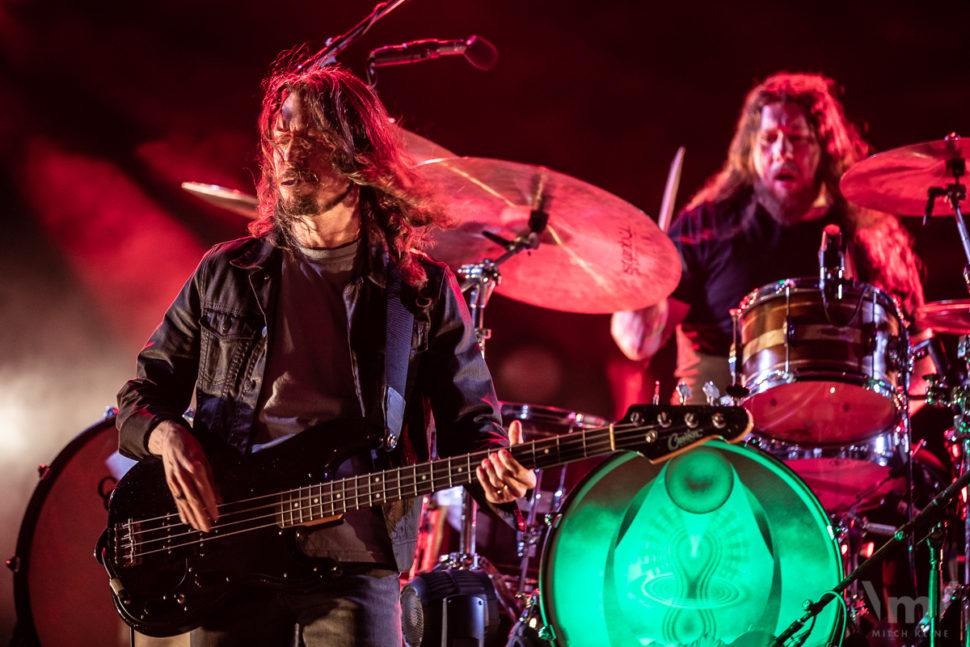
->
<box><xmin>538</xmin><ymin>442</ymin><xmax>842</xmax><ymax>647</ymax></box>
<box><xmin>749</xmin><ymin>430</ymin><xmax>902</xmax><ymax>512</ymax></box>
<box><xmin>738</xmin><ymin>278</ymin><xmax>906</xmax><ymax>445</ymax></box>
<box><xmin>10</xmin><ymin>413</ymin><xmax>188</xmax><ymax>647</ymax></box>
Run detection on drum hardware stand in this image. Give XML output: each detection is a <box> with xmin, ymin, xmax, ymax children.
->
<box><xmin>922</xmin><ymin>134</ymin><xmax>969</xmax><ymax>292</ymax></box>
<box><xmin>770</xmin><ymin>466</ymin><xmax>968</xmax><ymax>647</ymax></box>
<box><xmin>926</xmin><ymin>337</ymin><xmax>970</xmax><ymax>647</ymax></box>
<box><xmin>460</xmin><ymin>199</ymin><xmax>550</xmax><ymax>356</ymax></box>
<box><xmin>435</xmin><ymin>201</ymin><xmax>549</xmax><ymax>587</ymax></box>
<box><xmin>727</xmin><ymin>308</ymin><xmax>750</xmax><ymax>402</ymax></box>
<box><xmin>514</xmin><ymin>459</ymin><xmax>567</xmax><ymax>595</ymax></box>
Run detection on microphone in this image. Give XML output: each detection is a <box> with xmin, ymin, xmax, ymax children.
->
<box><xmin>367</xmin><ymin>35</ymin><xmax>498</xmax><ymax>71</ymax></box>
<box><xmin>819</xmin><ymin>223</ymin><xmax>845</xmax><ymax>301</ymax></box>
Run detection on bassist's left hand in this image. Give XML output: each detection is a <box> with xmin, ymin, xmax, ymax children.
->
<box><xmin>476</xmin><ymin>420</ymin><xmax>537</xmax><ymax>504</ymax></box>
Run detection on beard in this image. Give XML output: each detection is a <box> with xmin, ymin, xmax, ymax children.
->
<box><xmin>753</xmin><ymin>178</ymin><xmax>823</xmax><ymax>225</ymax></box>
<box><xmin>276</xmin><ymin>178</ymin><xmax>355</xmax><ymax>217</ymax></box>
<box><xmin>279</xmin><ymin>192</ymin><xmax>319</xmax><ymax>216</ymax></box>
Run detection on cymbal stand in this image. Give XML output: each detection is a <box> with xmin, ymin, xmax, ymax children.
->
<box><xmin>926</xmin><ymin>336</ymin><xmax>970</xmax><ymax>646</ymax></box>
<box><xmin>460</xmin><ymin>200</ymin><xmax>549</xmax><ymax>356</ymax></box>
<box><xmin>514</xmin><ymin>440</ymin><xmax>570</xmax><ymax>595</ymax></box>
<box><xmin>443</xmin><ymin>204</ymin><xmax>549</xmax><ymax>573</ymax></box>
<box><xmin>923</xmin><ymin>136</ymin><xmax>968</xmax><ymax>292</ymax></box>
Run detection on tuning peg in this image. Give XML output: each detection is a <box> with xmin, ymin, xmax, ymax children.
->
<box><xmin>675</xmin><ymin>381</ymin><xmax>691</xmax><ymax>405</ymax></box>
<box><xmin>702</xmin><ymin>381</ymin><xmax>720</xmax><ymax>405</ymax></box>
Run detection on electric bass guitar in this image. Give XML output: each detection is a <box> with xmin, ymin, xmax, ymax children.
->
<box><xmin>96</xmin><ymin>403</ymin><xmax>752</xmax><ymax>636</ymax></box>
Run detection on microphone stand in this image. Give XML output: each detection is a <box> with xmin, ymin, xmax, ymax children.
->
<box><xmin>769</xmin><ymin>463</ymin><xmax>968</xmax><ymax>646</ymax></box>
<box><xmin>302</xmin><ymin>0</ymin><xmax>413</xmax><ymax>70</ymax></box>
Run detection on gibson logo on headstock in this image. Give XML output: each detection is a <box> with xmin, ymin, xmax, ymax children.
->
<box><xmin>667</xmin><ymin>427</ymin><xmax>705</xmax><ymax>451</ymax></box>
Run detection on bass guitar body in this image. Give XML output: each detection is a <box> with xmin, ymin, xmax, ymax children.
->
<box><xmin>97</xmin><ymin>424</ymin><xmax>371</xmax><ymax>636</ymax></box>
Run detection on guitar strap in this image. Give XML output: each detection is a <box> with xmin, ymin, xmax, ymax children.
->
<box><xmin>383</xmin><ymin>263</ymin><xmax>413</xmax><ymax>452</ymax></box>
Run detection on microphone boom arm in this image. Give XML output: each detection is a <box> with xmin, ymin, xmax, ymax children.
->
<box><xmin>303</xmin><ymin>0</ymin><xmax>412</xmax><ymax>70</ymax></box>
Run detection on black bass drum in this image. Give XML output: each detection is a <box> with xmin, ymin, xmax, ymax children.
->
<box><xmin>538</xmin><ymin>441</ymin><xmax>843</xmax><ymax>647</ymax></box>
<box><xmin>10</xmin><ymin>411</ymin><xmax>187</xmax><ymax>647</ymax></box>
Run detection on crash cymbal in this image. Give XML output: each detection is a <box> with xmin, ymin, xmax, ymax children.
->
<box><xmin>418</xmin><ymin>157</ymin><xmax>681</xmax><ymax>314</ymax></box>
<box><xmin>180</xmin><ymin>128</ymin><xmax>452</xmax><ymax>219</ymax></box>
<box><xmin>396</xmin><ymin>125</ymin><xmax>455</xmax><ymax>163</ymax></box>
<box><xmin>916</xmin><ymin>300</ymin><xmax>970</xmax><ymax>335</ymax></box>
<box><xmin>840</xmin><ymin>135</ymin><xmax>970</xmax><ymax>216</ymax></box>
<box><xmin>181</xmin><ymin>182</ymin><xmax>259</xmax><ymax>219</ymax></box>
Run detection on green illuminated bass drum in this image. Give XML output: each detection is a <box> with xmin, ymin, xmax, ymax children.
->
<box><xmin>538</xmin><ymin>441</ymin><xmax>842</xmax><ymax>647</ymax></box>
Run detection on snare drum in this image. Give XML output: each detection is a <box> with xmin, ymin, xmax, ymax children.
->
<box><xmin>538</xmin><ymin>442</ymin><xmax>842</xmax><ymax>647</ymax></box>
<box><xmin>736</xmin><ymin>277</ymin><xmax>908</xmax><ymax>445</ymax></box>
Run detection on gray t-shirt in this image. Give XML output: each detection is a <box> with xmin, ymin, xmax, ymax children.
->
<box><xmin>254</xmin><ymin>240</ymin><xmax>396</xmax><ymax>566</ymax></box>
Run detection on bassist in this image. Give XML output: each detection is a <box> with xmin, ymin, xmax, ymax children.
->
<box><xmin>115</xmin><ymin>56</ymin><xmax>535</xmax><ymax>647</ymax></box>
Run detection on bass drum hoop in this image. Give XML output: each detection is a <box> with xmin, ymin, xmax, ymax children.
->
<box><xmin>11</xmin><ymin>413</ymin><xmax>122</xmax><ymax>646</ymax></box>
<box><xmin>10</xmin><ymin>412</ymin><xmax>188</xmax><ymax>647</ymax></box>
<box><xmin>537</xmin><ymin>442</ymin><xmax>843</xmax><ymax>647</ymax></box>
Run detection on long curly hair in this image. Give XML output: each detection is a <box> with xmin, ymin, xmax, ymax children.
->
<box><xmin>250</xmin><ymin>54</ymin><xmax>446</xmax><ymax>287</ymax></box>
<box><xmin>687</xmin><ymin>72</ymin><xmax>924</xmax><ymax>315</ymax></box>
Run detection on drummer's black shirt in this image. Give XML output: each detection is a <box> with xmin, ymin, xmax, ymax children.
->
<box><xmin>670</xmin><ymin>188</ymin><xmax>857</xmax><ymax>356</ymax></box>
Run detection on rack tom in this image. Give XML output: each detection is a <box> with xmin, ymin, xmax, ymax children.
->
<box><xmin>735</xmin><ymin>277</ymin><xmax>908</xmax><ymax>445</ymax></box>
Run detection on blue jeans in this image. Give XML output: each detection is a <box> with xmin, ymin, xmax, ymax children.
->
<box><xmin>190</xmin><ymin>570</ymin><xmax>402</xmax><ymax>647</ymax></box>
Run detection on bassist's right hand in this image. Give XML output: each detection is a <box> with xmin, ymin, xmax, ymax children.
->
<box><xmin>148</xmin><ymin>420</ymin><xmax>220</xmax><ymax>532</ymax></box>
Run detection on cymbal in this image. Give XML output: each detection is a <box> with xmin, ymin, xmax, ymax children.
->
<box><xmin>396</xmin><ymin>125</ymin><xmax>455</xmax><ymax>163</ymax></box>
<box><xmin>418</xmin><ymin>157</ymin><xmax>681</xmax><ymax>314</ymax></box>
<box><xmin>180</xmin><ymin>128</ymin><xmax>453</xmax><ymax>219</ymax></box>
<box><xmin>916</xmin><ymin>299</ymin><xmax>970</xmax><ymax>335</ymax></box>
<box><xmin>181</xmin><ymin>182</ymin><xmax>258</xmax><ymax>219</ymax></box>
<box><xmin>840</xmin><ymin>135</ymin><xmax>970</xmax><ymax>216</ymax></box>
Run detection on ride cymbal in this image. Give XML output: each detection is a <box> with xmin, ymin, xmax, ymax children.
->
<box><xmin>840</xmin><ymin>135</ymin><xmax>970</xmax><ymax>217</ymax></box>
<box><xmin>418</xmin><ymin>157</ymin><xmax>680</xmax><ymax>314</ymax></box>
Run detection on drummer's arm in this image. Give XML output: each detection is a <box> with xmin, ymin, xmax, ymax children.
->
<box><xmin>611</xmin><ymin>298</ymin><xmax>690</xmax><ymax>362</ymax></box>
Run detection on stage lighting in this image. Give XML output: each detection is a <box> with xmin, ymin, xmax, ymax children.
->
<box><xmin>401</xmin><ymin>569</ymin><xmax>503</xmax><ymax>647</ymax></box>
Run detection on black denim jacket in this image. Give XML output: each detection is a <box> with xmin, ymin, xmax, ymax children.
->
<box><xmin>116</xmin><ymin>233</ymin><xmax>508</xmax><ymax>569</ymax></box>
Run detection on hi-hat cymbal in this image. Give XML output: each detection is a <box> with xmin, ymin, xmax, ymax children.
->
<box><xmin>418</xmin><ymin>157</ymin><xmax>680</xmax><ymax>314</ymax></box>
<box><xmin>916</xmin><ymin>300</ymin><xmax>970</xmax><ymax>335</ymax></box>
<box><xmin>840</xmin><ymin>135</ymin><xmax>970</xmax><ymax>216</ymax></box>
<box><xmin>181</xmin><ymin>182</ymin><xmax>259</xmax><ymax>218</ymax></box>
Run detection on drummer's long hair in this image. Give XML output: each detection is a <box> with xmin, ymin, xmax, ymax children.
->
<box><xmin>687</xmin><ymin>72</ymin><xmax>924</xmax><ymax>315</ymax></box>
<box><xmin>250</xmin><ymin>50</ymin><xmax>446</xmax><ymax>287</ymax></box>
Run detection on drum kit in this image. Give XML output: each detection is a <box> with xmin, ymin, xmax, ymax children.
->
<box><xmin>10</xmin><ymin>132</ymin><xmax>970</xmax><ymax>647</ymax></box>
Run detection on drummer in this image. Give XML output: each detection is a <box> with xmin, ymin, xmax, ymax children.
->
<box><xmin>611</xmin><ymin>71</ymin><xmax>926</xmax><ymax>401</ymax></box>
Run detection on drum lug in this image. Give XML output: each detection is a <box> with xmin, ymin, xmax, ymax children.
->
<box><xmin>886</xmin><ymin>335</ymin><xmax>912</xmax><ymax>373</ymax></box>
<box><xmin>544</xmin><ymin>513</ymin><xmax>562</xmax><ymax>529</ymax></box>
<box><xmin>784</xmin><ymin>314</ymin><xmax>799</xmax><ymax>347</ymax></box>
<box><xmin>6</xmin><ymin>555</ymin><xmax>19</xmax><ymax>573</ymax></box>
<box><xmin>862</xmin><ymin>323</ymin><xmax>878</xmax><ymax>355</ymax></box>
<box><xmin>538</xmin><ymin>624</ymin><xmax>557</xmax><ymax>641</ymax></box>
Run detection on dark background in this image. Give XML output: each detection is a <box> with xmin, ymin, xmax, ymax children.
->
<box><xmin>2</xmin><ymin>0</ymin><xmax>969</xmax><ymax>641</ymax></box>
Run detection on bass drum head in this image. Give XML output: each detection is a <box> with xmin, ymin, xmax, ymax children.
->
<box><xmin>11</xmin><ymin>413</ymin><xmax>187</xmax><ymax>646</ymax></box>
<box><xmin>539</xmin><ymin>442</ymin><xmax>842</xmax><ymax>647</ymax></box>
